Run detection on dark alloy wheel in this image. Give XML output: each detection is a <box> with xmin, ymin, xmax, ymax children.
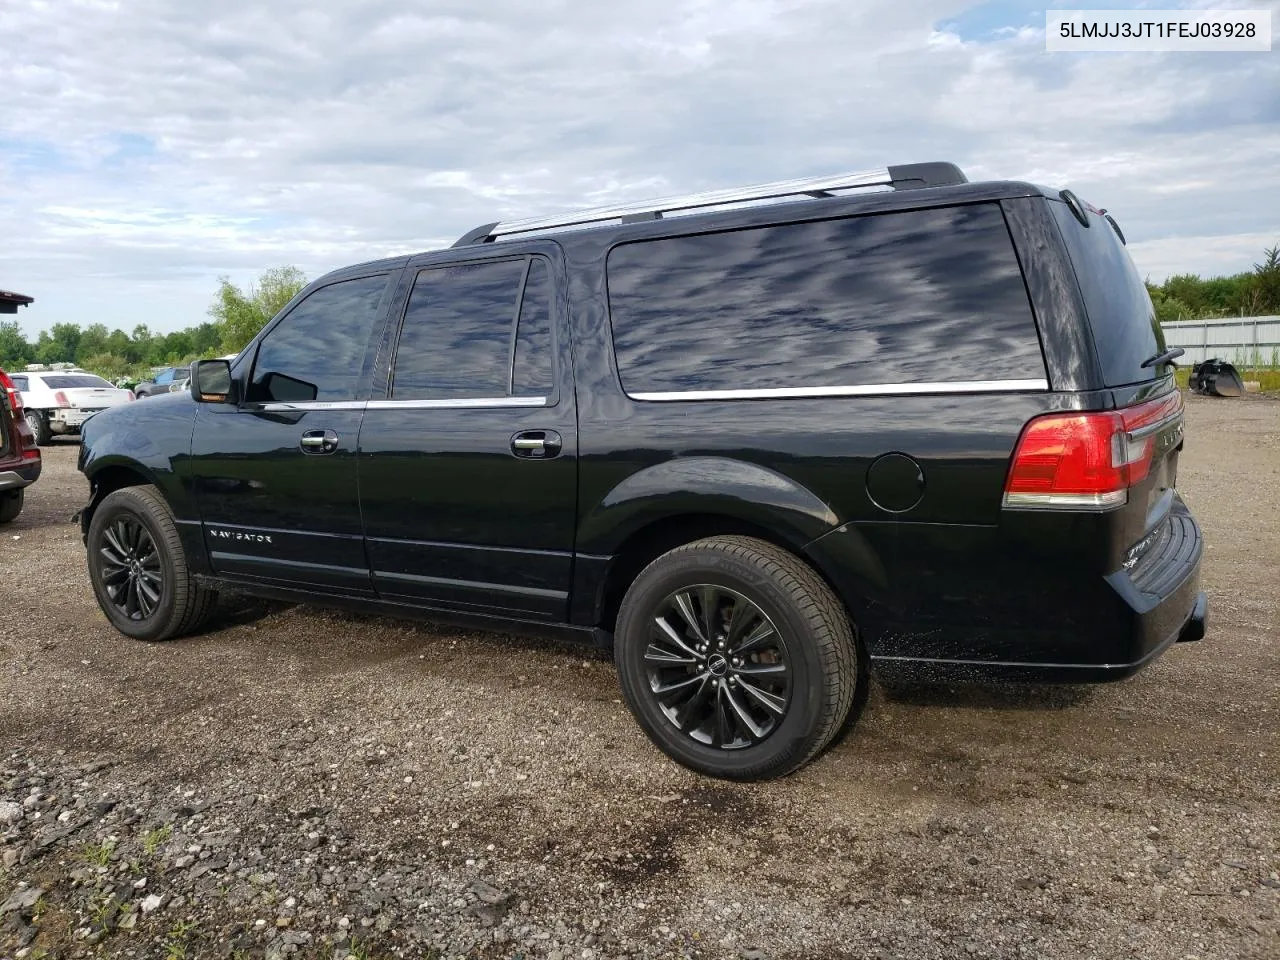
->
<box><xmin>615</xmin><ymin>535</ymin><xmax>863</xmax><ymax>780</ymax></box>
<box><xmin>645</xmin><ymin>585</ymin><xmax>791</xmax><ymax>749</ymax></box>
<box><xmin>97</xmin><ymin>515</ymin><xmax>165</xmax><ymax>620</ymax></box>
<box><xmin>87</xmin><ymin>485</ymin><xmax>218</xmax><ymax>641</ymax></box>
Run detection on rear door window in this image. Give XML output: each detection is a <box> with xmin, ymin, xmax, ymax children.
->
<box><xmin>391</xmin><ymin>256</ymin><xmax>555</xmax><ymax>400</ymax></box>
<box><xmin>606</xmin><ymin>203</ymin><xmax>1045</xmax><ymax>396</ymax></box>
<box><xmin>1049</xmin><ymin>200</ymin><xmax>1165</xmax><ymax>387</ymax></box>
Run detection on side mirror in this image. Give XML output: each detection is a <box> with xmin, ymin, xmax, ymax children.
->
<box><xmin>189</xmin><ymin>359</ymin><xmax>236</xmax><ymax>404</ymax></box>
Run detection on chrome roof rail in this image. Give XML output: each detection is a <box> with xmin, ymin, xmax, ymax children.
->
<box><xmin>452</xmin><ymin>162</ymin><xmax>967</xmax><ymax>247</ymax></box>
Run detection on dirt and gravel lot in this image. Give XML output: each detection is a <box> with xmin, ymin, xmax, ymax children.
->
<box><xmin>1</xmin><ymin>396</ymin><xmax>1276</xmax><ymax>960</ymax></box>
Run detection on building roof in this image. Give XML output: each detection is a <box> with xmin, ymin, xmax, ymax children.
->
<box><xmin>0</xmin><ymin>290</ymin><xmax>34</xmax><ymax>314</ymax></box>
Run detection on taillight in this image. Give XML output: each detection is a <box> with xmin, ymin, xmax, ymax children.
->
<box><xmin>128</xmin><ymin>390</ymin><xmax>136</xmax><ymax>401</ymax></box>
<box><xmin>1004</xmin><ymin>392</ymin><xmax>1182</xmax><ymax>511</ymax></box>
<box><xmin>55</xmin><ymin>391</ymin><xmax>70</xmax><ymax>407</ymax></box>
<box><xmin>0</xmin><ymin>371</ymin><xmax>21</xmax><ymax>414</ymax></box>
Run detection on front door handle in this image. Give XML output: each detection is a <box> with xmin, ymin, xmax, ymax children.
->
<box><xmin>300</xmin><ymin>429</ymin><xmax>339</xmax><ymax>454</ymax></box>
<box><xmin>511</xmin><ymin>430</ymin><xmax>562</xmax><ymax>459</ymax></box>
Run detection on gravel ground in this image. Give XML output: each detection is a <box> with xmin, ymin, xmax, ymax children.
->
<box><xmin>1</xmin><ymin>396</ymin><xmax>1276</xmax><ymax>960</ymax></box>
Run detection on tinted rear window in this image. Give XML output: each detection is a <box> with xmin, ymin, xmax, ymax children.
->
<box><xmin>607</xmin><ymin>204</ymin><xmax>1045</xmax><ymax>395</ymax></box>
<box><xmin>43</xmin><ymin>375</ymin><xmax>114</xmax><ymax>389</ymax></box>
<box><xmin>1049</xmin><ymin>200</ymin><xmax>1165</xmax><ymax>386</ymax></box>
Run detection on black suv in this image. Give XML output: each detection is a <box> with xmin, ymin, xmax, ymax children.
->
<box><xmin>77</xmin><ymin>162</ymin><xmax>1207</xmax><ymax>779</ymax></box>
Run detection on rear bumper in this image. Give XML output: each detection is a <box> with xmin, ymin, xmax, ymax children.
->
<box><xmin>0</xmin><ymin>460</ymin><xmax>40</xmax><ymax>490</ymax></box>
<box><xmin>869</xmin><ymin>502</ymin><xmax>1207</xmax><ymax>684</ymax></box>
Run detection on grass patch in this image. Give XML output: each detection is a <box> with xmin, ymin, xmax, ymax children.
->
<box><xmin>143</xmin><ymin>823</ymin><xmax>173</xmax><ymax>858</ymax></box>
<box><xmin>81</xmin><ymin>840</ymin><xmax>115</xmax><ymax>867</ymax></box>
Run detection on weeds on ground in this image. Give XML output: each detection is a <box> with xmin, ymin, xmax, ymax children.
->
<box><xmin>81</xmin><ymin>839</ymin><xmax>115</xmax><ymax>867</ymax></box>
<box><xmin>143</xmin><ymin>823</ymin><xmax>173</xmax><ymax>857</ymax></box>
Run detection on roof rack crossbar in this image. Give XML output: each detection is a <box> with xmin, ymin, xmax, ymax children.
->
<box><xmin>453</xmin><ymin>161</ymin><xmax>966</xmax><ymax>245</ymax></box>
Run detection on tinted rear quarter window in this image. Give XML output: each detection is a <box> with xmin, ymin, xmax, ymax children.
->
<box><xmin>1049</xmin><ymin>200</ymin><xmax>1165</xmax><ymax>387</ymax></box>
<box><xmin>607</xmin><ymin>203</ymin><xmax>1045</xmax><ymax>395</ymax></box>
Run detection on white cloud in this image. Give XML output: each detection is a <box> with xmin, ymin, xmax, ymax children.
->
<box><xmin>0</xmin><ymin>0</ymin><xmax>1277</xmax><ymax>333</ymax></box>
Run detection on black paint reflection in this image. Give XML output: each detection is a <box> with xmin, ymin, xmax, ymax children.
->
<box><xmin>607</xmin><ymin>204</ymin><xmax>1045</xmax><ymax>393</ymax></box>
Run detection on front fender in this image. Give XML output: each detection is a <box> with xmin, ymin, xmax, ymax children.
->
<box><xmin>577</xmin><ymin>456</ymin><xmax>840</xmax><ymax>555</ymax></box>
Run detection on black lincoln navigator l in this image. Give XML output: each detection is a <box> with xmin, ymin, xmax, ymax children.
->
<box><xmin>78</xmin><ymin>162</ymin><xmax>1207</xmax><ymax>779</ymax></box>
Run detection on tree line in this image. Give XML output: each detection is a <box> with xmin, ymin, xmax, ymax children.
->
<box><xmin>1146</xmin><ymin>245</ymin><xmax>1280</xmax><ymax>323</ymax></box>
<box><xmin>0</xmin><ymin>266</ymin><xmax>306</xmax><ymax>383</ymax></box>
<box><xmin>3</xmin><ymin>246</ymin><xmax>1277</xmax><ymax>382</ymax></box>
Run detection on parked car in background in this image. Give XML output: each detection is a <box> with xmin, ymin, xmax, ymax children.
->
<box><xmin>14</xmin><ymin>371</ymin><xmax>135</xmax><ymax>445</ymax></box>
<box><xmin>134</xmin><ymin>367</ymin><xmax>182</xmax><ymax>398</ymax></box>
<box><xmin>0</xmin><ymin>368</ymin><xmax>41</xmax><ymax>523</ymax></box>
<box><xmin>75</xmin><ymin>161</ymin><xmax>1206</xmax><ymax>780</ymax></box>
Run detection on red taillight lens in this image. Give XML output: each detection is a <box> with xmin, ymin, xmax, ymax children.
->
<box><xmin>1004</xmin><ymin>393</ymin><xmax>1181</xmax><ymax>511</ymax></box>
<box><xmin>127</xmin><ymin>390</ymin><xmax>136</xmax><ymax>401</ymax></box>
<box><xmin>55</xmin><ymin>391</ymin><xmax>70</xmax><ymax>407</ymax></box>
<box><xmin>0</xmin><ymin>371</ymin><xmax>21</xmax><ymax>414</ymax></box>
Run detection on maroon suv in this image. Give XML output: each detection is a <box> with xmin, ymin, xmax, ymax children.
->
<box><xmin>0</xmin><ymin>368</ymin><xmax>41</xmax><ymax>523</ymax></box>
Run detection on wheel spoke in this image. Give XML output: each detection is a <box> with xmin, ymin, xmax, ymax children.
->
<box><xmin>100</xmin><ymin>565</ymin><xmax>130</xmax><ymax>587</ymax></box>
<box><xmin>723</xmin><ymin>685</ymin><xmax>767</xmax><ymax>739</ymax></box>
<box><xmin>736</xmin><ymin>678</ymin><xmax>787</xmax><ymax>715</ymax></box>
<box><xmin>652</xmin><ymin>671</ymin><xmax>709</xmax><ymax>697</ymax></box>
<box><xmin>654</xmin><ymin>615</ymin><xmax>702</xmax><ymax>660</ymax></box>
<box><xmin>123</xmin><ymin>577</ymin><xmax>140</xmax><ymax>619</ymax></box>
<box><xmin>644</xmin><ymin>643</ymin><xmax>697</xmax><ymax>666</ymax></box>
<box><xmin>734</xmin><ymin>662</ymin><xmax>787</xmax><ymax>677</ymax></box>
<box><xmin>102</xmin><ymin>527</ymin><xmax>129</xmax><ymax>562</ymax></box>
<box><xmin>729</xmin><ymin>620</ymin><xmax>776</xmax><ymax>656</ymax></box>
<box><xmin>698</xmin><ymin>585</ymin><xmax>719</xmax><ymax>645</ymax></box>
<box><xmin>672</xmin><ymin>591</ymin><xmax>707</xmax><ymax>644</ymax></box>
<box><xmin>674</xmin><ymin>676</ymin><xmax>713</xmax><ymax>731</ymax></box>
<box><xmin>713</xmin><ymin>685</ymin><xmax>733</xmax><ymax>747</ymax></box>
<box><xmin>136</xmin><ymin>577</ymin><xmax>158</xmax><ymax>617</ymax></box>
<box><xmin>725</xmin><ymin>600</ymin><xmax>761</xmax><ymax>649</ymax></box>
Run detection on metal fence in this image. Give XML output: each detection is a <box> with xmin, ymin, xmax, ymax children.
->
<box><xmin>1160</xmin><ymin>317</ymin><xmax>1280</xmax><ymax>367</ymax></box>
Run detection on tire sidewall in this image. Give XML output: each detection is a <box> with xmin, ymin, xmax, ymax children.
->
<box><xmin>615</xmin><ymin>547</ymin><xmax>828</xmax><ymax>779</ymax></box>
<box><xmin>87</xmin><ymin>491</ymin><xmax>180</xmax><ymax>641</ymax></box>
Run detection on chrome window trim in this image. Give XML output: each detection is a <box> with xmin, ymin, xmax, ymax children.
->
<box><xmin>627</xmin><ymin>379</ymin><xmax>1049</xmax><ymax>402</ymax></box>
<box><xmin>255</xmin><ymin>396</ymin><xmax>548</xmax><ymax>412</ymax></box>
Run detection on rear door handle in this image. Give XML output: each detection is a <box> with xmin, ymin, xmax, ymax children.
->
<box><xmin>300</xmin><ymin>429</ymin><xmax>339</xmax><ymax>454</ymax></box>
<box><xmin>511</xmin><ymin>430</ymin><xmax>562</xmax><ymax>459</ymax></box>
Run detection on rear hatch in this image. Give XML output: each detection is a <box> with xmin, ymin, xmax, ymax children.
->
<box><xmin>1047</xmin><ymin>195</ymin><xmax>1187</xmax><ymax>562</ymax></box>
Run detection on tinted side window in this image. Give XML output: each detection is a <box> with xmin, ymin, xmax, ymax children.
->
<box><xmin>607</xmin><ymin>204</ymin><xmax>1044</xmax><ymax>394</ymax></box>
<box><xmin>249</xmin><ymin>275</ymin><xmax>388</xmax><ymax>403</ymax></box>
<box><xmin>393</xmin><ymin>258</ymin><xmax>553</xmax><ymax>401</ymax></box>
<box><xmin>512</xmin><ymin>259</ymin><xmax>554</xmax><ymax>396</ymax></box>
<box><xmin>1049</xmin><ymin>200</ymin><xmax>1164</xmax><ymax>387</ymax></box>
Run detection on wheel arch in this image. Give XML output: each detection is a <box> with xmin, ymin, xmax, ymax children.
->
<box><xmin>79</xmin><ymin>459</ymin><xmax>162</xmax><ymax>538</ymax></box>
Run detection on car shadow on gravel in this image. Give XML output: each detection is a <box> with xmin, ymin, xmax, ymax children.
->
<box><xmin>876</xmin><ymin>679</ymin><xmax>1095</xmax><ymax>710</ymax></box>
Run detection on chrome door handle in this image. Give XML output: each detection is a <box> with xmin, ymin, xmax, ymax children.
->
<box><xmin>300</xmin><ymin>429</ymin><xmax>339</xmax><ymax>454</ymax></box>
<box><xmin>511</xmin><ymin>430</ymin><xmax>562</xmax><ymax>459</ymax></box>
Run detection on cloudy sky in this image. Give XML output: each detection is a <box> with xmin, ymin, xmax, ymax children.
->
<box><xmin>2</xmin><ymin>0</ymin><xmax>1277</xmax><ymax>335</ymax></box>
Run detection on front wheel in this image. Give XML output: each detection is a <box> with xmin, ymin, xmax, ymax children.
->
<box><xmin>25</xmin><ymin>411</ymin><xmax>51</xmax><ymax>446</ymax></box>
<box><xmin>614</xmin><ymin>535</ymin><xmax>863</xmax><ymax>780</ymax></box>
<box><xmin>86</xmin><ymin>485</ymin><xmax>218</xmax><ymax>641</ymax></box>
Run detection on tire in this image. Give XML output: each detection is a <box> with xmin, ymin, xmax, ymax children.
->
<box><xmin>26</xmin><ymin>411</ymin><xmax>51</xmax><ymax>446</ymax></box>
<box><xmin>0</xmin><ymin>489</ymin><xmax>22</xmax><ymax>524</ymax></box>
<box><xmin>86</xmin><ymin>485</ymin><xmax>218</xmax><ymax>641</ymax></box>
<box><xmin>614</xmin><ymin>535</ymin><xmax>863</xmax><ymax>780</ymax></box>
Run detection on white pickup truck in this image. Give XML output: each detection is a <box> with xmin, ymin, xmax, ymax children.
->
<box><xmin>12</xmin><ymin>370</ymin><xmax>135</xmax><ymax>445</ymax></box>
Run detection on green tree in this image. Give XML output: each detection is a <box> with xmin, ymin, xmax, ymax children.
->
<box><xmin>209</xmin><ymin>266</ymin><xmax>307</xmax><ymax>353</ymax></box>
<box><xmin>79</xmin><ymin>352</ymin><xmax>135</xmax><ymax>383</ymax></box>
<box><xmin>76</xmin><ymin>323</ymin><xmax>112</xmax><ymax>363</ymax></box>
<box><xmin>0</xmin><ymin>320</ymin><xmax>32</xmax><ymax>368</ymax></box>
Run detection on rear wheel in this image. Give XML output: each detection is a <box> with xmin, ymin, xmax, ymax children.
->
<box><xmin>86</xmin><ymin>485</ymin><xmax>218</xmax><ymax>641</ymax></box>
<box><xmin>614</xmin><ymin>535</ymin><xmax>863</xmax><ymax>780</ymax></box>
<box><xmin>0</xmin><ymin>489</ymin><xmax>22</xmax><ymax>524</ymax></box>
<box><xmin>26</xmin><ymin>411</ymin><xmax>51</xmax><ymax>446</ymax></box>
